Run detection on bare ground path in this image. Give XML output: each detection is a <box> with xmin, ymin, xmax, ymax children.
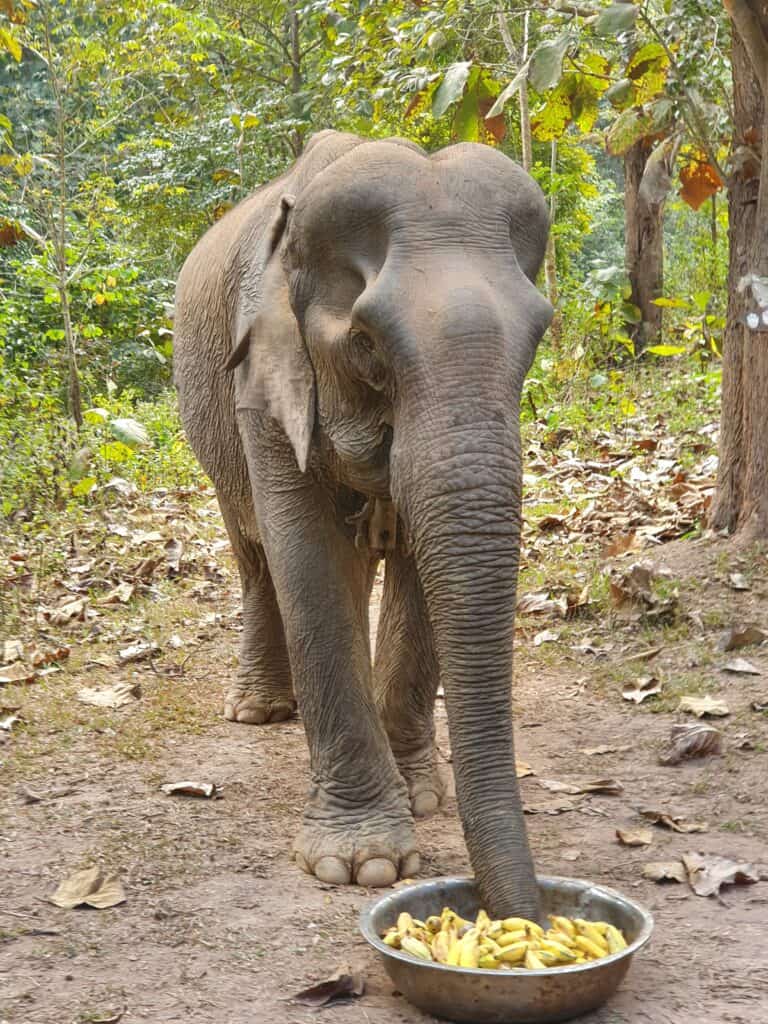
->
<box><xmin>2</xmin><ymin>502</ymin><xmax>768</xmax><ymax>1024</ymax></box>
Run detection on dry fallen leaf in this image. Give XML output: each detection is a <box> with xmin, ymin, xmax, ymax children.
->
<box><xmin>515</xmin><ymin>760</ymin><xmax>535</xmax><ymax>779</ymax></box>
<box><xmin>0</xmin><ymin>713</ymin><xmax>23</xmax><ymax>732</ymax></box>
<box><xmin>642</xmin><ymin>861</ymin><xmax>687</xmax><ymax>884</ymax></box>
<box><xmin>728</xmin><ymin>573</ymin><xmax>751</xmax><ymax>591</ymax></box>
<box><xmin>0</xmin><ymin>662</ymin><xmax>38</xmax><ymax>686</ymax></box>
<box><xmin>49</xmin><ymin>865</ymin><xmax>126</xmax><ymax>909</ymax></box>
<box><xmin>721</xmin><ymin>657</ymin><xmax>761</xmax><ymax>676</ymax></box>
<box><xmin>99</xmin><ymin>581</ymin><xmax>135</xmax><ymax>605</ymax></box>
<box><xmin>76</xmin><ymin>681</ymin><xmax>141</xmax><ymax>709</ymax></box>
<box><xmin>617</xmin><ymin>827</ymin><xmax>653</xmax><ymax>847</ymax></box>
<box><xmin>641</xmin><ymin>810</ymin><xmax>709</xmax><ymax>834</ymax></box>
<box><xmin>659</xmin><ymin>723</ymin><xmax>723</xmax><ymax>765</ymax></box>
<box><xmin>30</xmin><ymin>645</ymin><xmax>70</xmax><ymax>667</ymax></box>
<box><xmin>160</xmin><ymin>781</ymin><xmax>219</xmax><ymax>798</ymax></box>
<box><xmin>117</xmin><ymin>642</ymin><xmax>160</xmax><ymax>664</ymax></box>
<box><xmin>517</xmin><ymin>591</ymin><xmax>566</xmax><ymax>616</ymax></box>
<box><xmin>0</xmin><ymin>639</ymin><xmax>24</xmax><ymax>664</ymax></box>
<box><xmin>752</xmin><ymin>700</ymin><xmax>768</xmax><ymax>713</ymax></box>
<box><xmin>580</xmin><ymin>744</ymin><xmax>628</xmax><ymax>756</ymax></box>
<box><xmin>524</xmin><ymin>798</ymin><xmax>578</xmax><ymax>815</ymax></box>
<box><xmin>622</xmin><ymin>676</ymin><xmax>662</xmax><ymax>704</ymax></box>
<box><xmin>561</xmin><ymin>848</ymin><xmax>581</xmax><ymax>862</ymax></box>
<box><xmin>538</xmin><ymin>778</ymin><xmax>623</xmax><ymax>796</ymax></box>
<box><xmin>718</xmin><ymin>625</ymin><xmax>767</xmax><ymax>652</ymax></box>
<box><xmin>42</xmin><ymin>598</ymin><xmax>87</xmax><ymax>627</ymax></box>
<box><xmin>681</xmin><ymin>853</ymin><xmax>759</xmax><ymax>897</ymax></box>
<box><xmin>601</xmin><ymin>532</ymin><xmax>639</xmax><ymax>559</ymax></box>
<box><xmin>533</xmin><ymin>629</ymin><xmax>560</xmax><ymax>646</ymax></box>
<box><xmin>678</xmin><ymin>695</ymin><xmax>729</xmax><ymax>718</ymax></box>
<box><xmin>293</xmin><ymin>974</ymin><xmax>365</xmax><ymax>1008</ymax></box>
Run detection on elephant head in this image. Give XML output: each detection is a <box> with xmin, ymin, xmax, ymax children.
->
<box><xmin>230</xmin><ymin>133</ymin><xmax>552</xmax><ymax>917</ymax></box>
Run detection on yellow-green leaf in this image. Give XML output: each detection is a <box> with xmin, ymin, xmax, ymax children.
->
<box><xmin>647</xmin><ymin>344</ymin><xmax>687</xmax><ymax>356</ymax></box>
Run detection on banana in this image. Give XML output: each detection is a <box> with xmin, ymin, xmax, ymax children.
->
<box><xmin>539</xmin><ymin>939</ymin><xmax>578</xmax><ymax>962</ymax></box>
<box><xmin>446</xmin><ymin>933</ymin><xmax>462</xmax><ymax>967</ymax></box>
<box><xmin>425</xmin><ymin>915</ymin><xmax>443</xmax><ymax>933</ymax></box>
<box><xmin>574</xmin><ymin>935</ymin><xmax>607</xmax><ymax>960</ymax></box>
<box><xmin>401</xmin><ymin>936</ymin><xmax>433</xmax><ymax>961</ymax></box>
<box><xmin>574</xmin><ymin>920</ymin><xmax>609</xmax><ymax>951</ymax></box>
<box><xmin>431</xmin><ymin>931</ymin><xmax>451</xmax><ymax>964</ymax></box>
<box><xmin>397</xmin><ymin>912</ymin><xmax>414</xmax><ymax>935</ymax></box>
<box><xmin>478</xmin><ymin>954</ymin><xmax>498</xmax><ymax>969</ymax></box>
<box><xmin>502</xmin><ymin>917</ymin><xmax>543</xmax><ymax>936</ymax></box>
<box><xmin>496</xmin><ymin>941</ymin><xmax>528</xmax><ymax>964</ymax></box>
<box><xmin>458</xmin><ymin>929</ymin><xmax>480</xmax><ymax>968</ymax></box>
<box><xmin>547</xmin><ymin>929</ymin><xmax>576</xmax><ymax>947</ymax></box>
<box><xmin>496</xmin><ymin>929</ymin><xmax>527</xmax><ymax>947</ymax></box>
<box><xmin>383</xmin><ymin>930</ymin><xmax>400</xmax><ymax>948</ymax></box>
<box><xmin>605</xmin><ymin>924</ymin><xmax>627</xmax><ymax>954</ymax></box>
<box><xmin>548</xmin><ymin>915</ymin><xmax>576</xmax><ymax>939</ymax></box>
<box><xmin>475</xmin><ymin>909</ymin><xmax>492</xmax><ymax>932</ymax></box>
<box><xmin>524</xmin><ymin>948</ymin><xmax>546</xmax><ymax>970</ymax></box>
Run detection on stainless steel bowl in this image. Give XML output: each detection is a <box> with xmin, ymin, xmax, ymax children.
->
<box><xmin>359</xmin><ymin>876</ymin><xmax>653</xmax><ymax>1024</ymax></box>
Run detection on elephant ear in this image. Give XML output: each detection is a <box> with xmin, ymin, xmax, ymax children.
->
<box><xmin>225</xmin><ymin>195</ymin><xmax>315</xmax><ymax>473</ymax></box>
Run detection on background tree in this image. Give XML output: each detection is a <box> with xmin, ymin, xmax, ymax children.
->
<box><xmin>711</xmin><ymin>0</ymin><xmax>768</xmax><ymax>536</ymax></box>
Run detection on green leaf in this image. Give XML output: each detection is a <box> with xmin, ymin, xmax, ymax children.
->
<box><xmin>528</xmin><ymin>33</ymin><xmax>571</xmax><ymax>93</ymax></box>
<box><xmin>594</xmin><ymin>3</ymin><xmax>638</xmax><ymax>38</ymax></box>
<box><xmin>72</xmin><ymin>477</ymin><xmax>97</xmax><ymax>497</ymax></box>
<box><xmin>110</xmin><ymin>417</ymin><xmax>150</xmax><ymax>447</ymax></box>
<box><xmin>647</xmin><ymin>344</ymin><xmax>688</xmax><ymax>356</ymax></box>
<box><xmin>0</xmin><ymin>27</ymin><xmax>22</xmax><ymax>62</ymax></box>
<box><xmin>84</xmin><ymin>407</ymin><xmax>110</xmax><ymax>424</ymax></box>
<box><xmin>98</xmin><ymin>441</ymin><xmax>134</xmax><ymax>463</ymax></box>
<box><xmin>620</xmin><ymin>397</ymin><xmax>637</xmax><ymax>416</ymax></box>
<box><xmin>605</xmin><ymin>108</ymin><xmax>649</xmax><ymax>155</ymax></box>
<box><xmin>605</xmin><ymin>78</ymin><xmax>634</xmax><ymax>108</ymax></box>
<box><xmin>432</xmin><ymin>62</ymin><xmax>472</xmax><ymax>118</ymax></box>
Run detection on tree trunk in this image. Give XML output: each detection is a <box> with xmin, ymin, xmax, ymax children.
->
<box><xmin>286</xmin><ymin>3</ymin><xmax>304</xmax><ymax>158</ymax></box>
<box><xmin>710</xmin><ymin>11</ymin><xmax>768</xmax><ymax>537</ymax></box>
<box><xmin>624</xmin><ymin>137</ymin><xmax>665</xmax><ymax>352</ymax></box>
<box><xmin>545</xmin><ymin>141</ymin><xmax>562</xmax><ymax>347</ymax></box>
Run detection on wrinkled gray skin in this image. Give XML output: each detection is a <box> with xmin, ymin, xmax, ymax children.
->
<box><xmin>173</xmin><ymin>130</ymin><xmax>552</xmax><ymax>919</ymax></box>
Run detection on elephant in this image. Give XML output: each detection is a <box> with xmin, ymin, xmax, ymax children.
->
<box><xmin>173</xmin><ymin>130</ymin><xmax>552</xmax><ymax>919</ymax></box>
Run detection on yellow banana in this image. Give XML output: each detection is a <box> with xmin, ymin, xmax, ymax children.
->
<box><xmin>496</xmin><ymin>929</ymin><xmax>527</xmax><ymax>947</ymax></box>
<box><xmin>431</xmin><ymin>931</ymin><xmax>450</xmax><ymax>963</ymax></box>
<box><xmin>475</xmin><ymin>909</ymin><xmax>492</xmax><ymax>932</ymax></box>
<box><xmin>397</xmin><ymin>912</ymin><xmax>414</xmax><ymax>935</ymax></box>
<box><xmin>446</xmin><ymin>933</ymin><xmax>462</xmax><ymax>967</ymax></box>
<box><xmin>425</xmin><ymin>915</ymin><xmax>443</xmax><ymax>933</ymax></box>
<box><xmin>575</xmin><ymin>920</ymin><xmax>609</xmax><ymax>951</ymax></box>
<box><xmin>400</xmin><ymin>936</ymin><xmax>433</xmax><ymax>961</ymax></box>
<box><xmin>383</xmin><ymin>930</ymin><xmax>400</xmax><ymax>948</ymax></box>
<box><xmin>458</xmin><ymin>929</ymin><xmax>480</xmax><ymax>968</ymax></box>
<box><xmin>502</xmin><ymin>917</ymin><xmax>543</xmax><ymax>936</ymax></box>
<box><xmin>524</xmin><ymin>948</ymin><xmax>546</xmax><ymax>970</ymax></box>
<box><xmin>548</xmin><ymin>915</ymin><xmax>576</xmax><ymax>938</ymax></box>
<box><xmin>478</xmin><ymin>954</ymin><xmax>498</xmax><ymax>969</ymax></box>
<box><xmin>605</xmin><ymin>925</ymin><xmax>627</xmax><ymax>954</ymax></box>
<box><xmin>496</xmin><ymin>941</ymin><xmax>528</xmax><ymax>964</ymax></box>
<box><xmin>574</xmin><ymin>935</ymin><xmax>607</xmax><ymax>960</ymax></box>
<box><xmin>539</xmin><ymin>939</ymin><xmax>578</xmax><ymax>962</ymax></box>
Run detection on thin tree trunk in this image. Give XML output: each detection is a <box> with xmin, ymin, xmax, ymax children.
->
<box><xmin>545</xmin><ymin>141</ymin><xmax>562</xmax><ymax>347</ymax></box>
<box><xmin>519</xmin><ymin>12</ymin><xmax>532</xmax><ymax>174</ymax></box>
<box><xmin>287</xmin><ymin>3</ymin><xmax>303</xmax><ymax>158</ymax></box>
<box><xmin>624</xmin><ymin>137</ymin><xmax>665</xmax><ymax>353</ymax></box>
<box><xmin>45</xmin><ymin>15</ymin><xmax>83</xmax><ymax>429</ymax></box>
<box><xmin>710</xmin><ymin>13</ymin><xmax>768</xmax><ymax>537</ymax></box>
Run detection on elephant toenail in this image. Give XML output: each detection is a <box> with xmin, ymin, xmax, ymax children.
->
<box><xmin>314</xmin><ymin>856</ymin><xmax>351</xmax><ymax>885</ymax></box>
<box><xmin>356</xmin><ymin>858</ymin><xmax>397</xmax><ymax>888</ymax></box>
<box><xmin>401</xmin><ymin>852</ymin><xmax>421</xmax><ymax>877</ymax></box>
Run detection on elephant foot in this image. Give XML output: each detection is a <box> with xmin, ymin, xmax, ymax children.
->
<box><xmin>396</xmin><ymin>747</ymin><xmax>446</xmax><ymax>819</ymax></box>
<box><xmin>294</xmin><ymin>801</ymin><xmax>419</xmax><ymax>887</ymax></box>
<box><xmin>224</xmin><ymin>685</ymin><xmax>297</xmax><ymax>725</ymax></box>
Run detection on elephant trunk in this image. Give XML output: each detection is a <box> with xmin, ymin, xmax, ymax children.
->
<box><xmin>394</xmin><ymin>402</ymin><xmax>539</xmax><ymax>921</ymax></box>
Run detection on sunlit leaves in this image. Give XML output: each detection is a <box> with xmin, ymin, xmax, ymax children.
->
<box><xmin>431</xmin><ymin>61</ymin><xmax>472</xmax><ymax>118</ymax></box>
<box><xmin>594</xmin><ymin>3</ymin><xmax>639</xmax><ymax>38</ymax></box>
<box><xmin>679</xmin><ymin>154</ymin><xmax>723</xmax><ymax>209</ymax></box>
<box><xmin>529</xmin><ymin>32</ymin><xmax>572</xmax><ymax>93</ymax></box>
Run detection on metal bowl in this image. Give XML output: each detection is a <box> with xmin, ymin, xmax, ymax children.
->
<box><xmin>359</xmin><ymin>876</ymin><xmax>653</xmax><ymax>1024</ymax></box>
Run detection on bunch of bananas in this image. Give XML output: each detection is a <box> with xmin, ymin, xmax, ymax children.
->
<box><xmin>381</xmin><ymin>908</ymin><xmax>627</xmax><ymax>970</ymax></box>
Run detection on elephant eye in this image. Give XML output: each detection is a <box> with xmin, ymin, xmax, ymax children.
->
<box><xmin>349</xmin><ymin>328</ymin><xmax>375</xmax><ymax>353</ymax></box>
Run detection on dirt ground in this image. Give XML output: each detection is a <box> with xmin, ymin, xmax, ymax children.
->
<box><xmin>2</xmin><ymin>509</ymin><xmax>768</xmax><ymax>1023</ymax></box>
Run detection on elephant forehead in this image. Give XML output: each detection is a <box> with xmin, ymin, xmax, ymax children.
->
<box><xmin>290</xmin><ymin>142</ymin><xmax>525</xmax><ymax>247</ymax></box>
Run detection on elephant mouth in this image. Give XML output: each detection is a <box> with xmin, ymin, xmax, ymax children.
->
<box><xmin>331</xmin><ymin>424</ymin><xmax>393</xmax><ymax>500</ymax></box>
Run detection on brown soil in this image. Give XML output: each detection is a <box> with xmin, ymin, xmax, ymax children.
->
<box><xmin>2</xmin><ymin>531</ymin><xmax>767</xmax><ymax>1024</ymax></box>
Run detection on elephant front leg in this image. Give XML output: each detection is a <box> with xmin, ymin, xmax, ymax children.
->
<box><xmin>243</xmin><ymin>420</ymin><xmax>417</xmax><ymax>887</ymax></box>
<box><xmin>217</xmin><ymin>494</ymin><xmax>296</xmax><ymax>725</ymax></box>
<box><xmin>374</xmin><ymin>550</ymin><xmax>445</xmax><ymax>818</ymax></box>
